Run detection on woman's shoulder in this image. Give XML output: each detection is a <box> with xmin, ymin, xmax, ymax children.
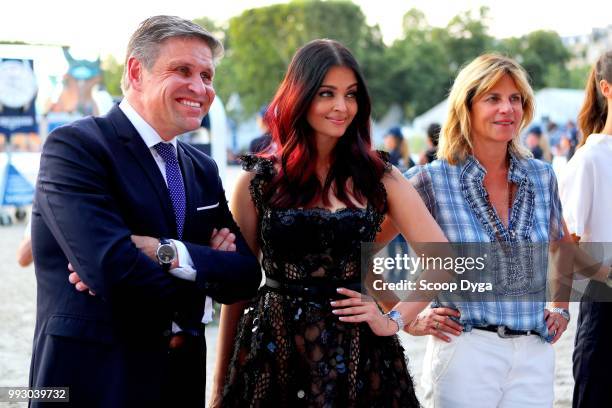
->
<box><xmin>561</xmin><ymin>143</ymin><xmax>602</xmax><ymax>181</ymax></box>
<box><xmin>520</xmin><ymin>156</ymin><xmax>552</xmax><ymax>171</ymax></box>
<box><xmin>404</xmin><ymin>159</ymin><xmax>452</xmax><ymax>180</ymax></box>
<box><xmin>238</xmin><ymin>154</ymin><xmax>277</xmax><ymax>179</ymax></box>
<box><xmin>514</xmin><ymin>157</ymin><xmax>556</xmax><ymax>182</ymax></box>
<box><xmin>374</xmin><ymin>150</ymin><xmax>393</xmax><ymax>173</ymax></box>
<box><xmin>515</xmin><ymin>158</ymin><xmax>563</xmax><ymax>194</ymax></box>
<box><xmin>572</xmin><ymin>136</ymin><xmax>611</xmax><ymax>164</ymax></box>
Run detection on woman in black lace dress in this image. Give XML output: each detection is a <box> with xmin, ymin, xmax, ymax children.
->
<box><xmin>210</xmin><ymin>39</ymin><xmax>448</xmax><ymax>407</ymax></box>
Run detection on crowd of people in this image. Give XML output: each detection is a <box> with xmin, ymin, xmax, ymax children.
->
<box><xmin>18</xmin><ymin>13</ymin><xmax>612</xmax><ymax>408</ymax></box>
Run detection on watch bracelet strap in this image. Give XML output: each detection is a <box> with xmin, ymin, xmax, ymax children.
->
<box><xmin>550</xmin><ymin>307</ymin><xmax>570</xmax><ymax>320</ymax></box>
<box><xmin>385</xmin><ymin>311</ymin><xmax>405</xmax><ymax>333</ymax></box>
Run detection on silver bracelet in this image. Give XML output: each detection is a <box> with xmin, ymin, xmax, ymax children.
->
<box><xmin>384</xmin><ymin>310</ymin><xmax>405</xmax><ymax>333</ymax></box>
<box><xmin>550</xmin><ymin>307</ymin><xmax>570</xmax><ymax>322</ymax></box>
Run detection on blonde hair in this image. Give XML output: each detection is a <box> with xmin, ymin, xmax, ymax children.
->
<box><xmin>438</xmin><ymin>54</ymin><xmax>535</xmax><ymax>164</ymax></box>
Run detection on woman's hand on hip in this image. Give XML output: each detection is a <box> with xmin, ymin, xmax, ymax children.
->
<box><xmin>331</xmin><ymin>287</ymin><xmax>398</xmax><ymax>336</ymax></box>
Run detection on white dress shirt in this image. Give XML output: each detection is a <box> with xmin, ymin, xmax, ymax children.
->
<box><xmin>119</xmin><ymin>99</ymin><xmax>214</xmax><ymax>324</ymax></box>
<box><xmin>560</xmin><ymin>134</ymin><xmax>612</xmax><ymax>243</ymax></box>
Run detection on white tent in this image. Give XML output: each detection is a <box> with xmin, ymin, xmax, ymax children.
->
<box><xmin>533</xmin><ymin>88</ymin><xmax>585</xmax><ymax>124</ymax></box>
<box><xmin>411</xmin><ymin>88</ymin><xmax>586</xmax><ymax>131</ymax></box>
<box><xmin>412</xmin><ymin>99</ymin><xmax>449</xmax><ymax>133</ymax></box>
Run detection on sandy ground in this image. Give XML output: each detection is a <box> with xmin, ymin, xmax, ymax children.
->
<box><xmin>0</xmin><ymin>165</ymin><xmax>578</xmax><ymax>406</ymax></box>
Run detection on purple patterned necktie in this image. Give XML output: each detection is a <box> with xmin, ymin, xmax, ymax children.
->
<box><xmin>154</xmin><ymin>142</ymin><xmax>186</xmax><ymax>239</ymax></box>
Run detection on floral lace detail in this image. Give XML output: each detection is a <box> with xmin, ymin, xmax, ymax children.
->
<box><xmin>223</xmin><ymin>154</ymin><xmax>418</xmax><ymax>407</ymax></box>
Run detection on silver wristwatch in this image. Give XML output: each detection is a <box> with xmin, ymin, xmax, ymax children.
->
<box><xmin>550</xmin><ymin>307</ymin><xmax>570</xmax><ymax>322</ymax></box>
<box><xmin>156</xmin><ymin>238</ymin><xmax>177</xmax><ymax>272</ymax></box>
<box><xmin>384</xmin><ymin>310</ymin><xmax>405</xmax><ymax>334</ymax></box>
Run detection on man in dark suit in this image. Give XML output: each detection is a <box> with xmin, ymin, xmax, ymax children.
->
<box><xmin>29</xmin><ymin>16</ymin><xmax>261</xmax><ymax>407</ymax></box>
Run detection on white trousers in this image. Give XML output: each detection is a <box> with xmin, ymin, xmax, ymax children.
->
<box><xmin>420</xmin><ymin>329</ymin><xmax>554</xmax><ymax>408</ymax></box>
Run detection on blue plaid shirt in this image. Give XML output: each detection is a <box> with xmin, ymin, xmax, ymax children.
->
<box><xmin>405</xmin><ymin>155</ymin><xmax>564</xmax><ymax>340</ymax></box>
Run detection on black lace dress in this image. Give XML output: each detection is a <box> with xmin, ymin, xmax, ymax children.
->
<box><xmin>221</xmin><ymin>155</ymin><xmax>419</xmax><ymax>408</ymax></box>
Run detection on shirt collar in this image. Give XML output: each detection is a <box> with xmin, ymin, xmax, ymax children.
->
<box><xmin>119</xmin><ymin>99</ymin><xmax>177</xmax><ymax>150</ymax></box>
<box><xmin>463</xmin><ymin>152</ymin><xmax>528</xmax><ymax>184</ymax></box>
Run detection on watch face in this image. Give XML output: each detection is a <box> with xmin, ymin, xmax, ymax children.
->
<box><xmin>157</xmin><ymin>244</ymin><xmax>176</xmax><ymax>263</ymax></box>
<box><xmin>0</xmin><ymin>60</ymin><xmax>38</xmax><ymax>108</ymax></box>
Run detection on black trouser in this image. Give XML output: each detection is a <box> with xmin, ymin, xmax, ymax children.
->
<box><xmin>162</xmin><ymin>330</ymin><xmax>207</xmax><ymax>408</ymax></box>
<box><xmin>573</xmin><ymin>282</ymin><xmax>612</xmax><ymax>408</ymax></box>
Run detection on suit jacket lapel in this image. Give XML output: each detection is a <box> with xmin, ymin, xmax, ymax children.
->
<box><xmin>177</xmin><ymin>143</ymin><xmax>197</xmax><ymax>239</ymax></box>
<box><xmin>107</xmin><ymin>105</ymin><xmax>177</xmax><ymax>235</ymax></box>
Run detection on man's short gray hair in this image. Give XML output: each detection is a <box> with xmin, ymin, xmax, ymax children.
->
<box><xmin>121</xmin><ymin>15</ymin><xmax>224</xmax><ymax>93</ymax></box>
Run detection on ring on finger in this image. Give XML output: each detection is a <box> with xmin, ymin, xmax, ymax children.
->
<box><xmin>435</xmin><ymin>321</ymin><xmax>440</xmax><ymax>330</ymax></box>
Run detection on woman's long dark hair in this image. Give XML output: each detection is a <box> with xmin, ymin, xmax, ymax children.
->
<box><xmin>578</xmin><ymin>51</ymin><xmax>612</xmax><ymax>145</ymax></box>
<box><xmin>263</xmin><ymin>39</ymin><xmax>387</xmax><ymax>211</ymax></box>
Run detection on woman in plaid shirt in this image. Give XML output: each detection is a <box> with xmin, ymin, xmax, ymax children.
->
<box><xmin>395</xmin><ymin>54</ymin><xmax>573</xmax><ymax>408</ymax></box>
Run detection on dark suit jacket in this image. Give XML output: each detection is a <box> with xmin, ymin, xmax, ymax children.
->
<box><xmin>29</xmin><ymin>105</ymin><xmax>260</xmax><ymax>407</ymax></box>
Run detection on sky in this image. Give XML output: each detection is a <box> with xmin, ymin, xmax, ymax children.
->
<box><xmin>1</xmin><ymin>0</ymin><xmax>611</xmax><ymax>60</ymax></box>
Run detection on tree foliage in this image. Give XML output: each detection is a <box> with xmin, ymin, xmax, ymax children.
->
<box><xmin>384</xmin><ymin>9</ymin><xmax>451</xmax><ymax>118</ymax></box>
<box><xmin>212</xmin><ymin>0</ymin><xmax>387</xmax><ymax>119</ymax></box>
<box><xmin>101</xmin><ymin>55</ymin><xmax>123</xmax><ymax>97</ymax></box>
<box><xmin>192</xmin><ymin>16</ymin><xmax>225</xmax><ymax>43</ymax></box>
<box><xmin>498</xmin><ymin>30</ymin><xmax>570</xmax><ymax>89</ymax></box>
<box><xmin>188</xmin><ymin>3</ymin><xmax>585</xmax><ymax>123</ymax></box>
<box><xmin>386</xmin><ymin>7</ymin><xmax>497</xmax><ymax>119</ymax></box>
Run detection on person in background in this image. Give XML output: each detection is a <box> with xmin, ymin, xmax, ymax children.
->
<box><xmin>565</xmin><ymin>119</ymin><xmax>580</xmax><ymax>159</ymax></box>
<box><xmin>525</xmin><ymin>125</ymin><xmax>544</xmax><ymax>160</ymax></box>
<box><xmin>419</xmin><ymin>122</ymin><xmax>441</xmax><ymax>164</ymax></box>
<box><xmin>547</xmin><ymin>121</ymin><xmax>561</xmax><ymax>149</ymax></box>
<box><xmin>16</xmin><ymin>219</ymin><xmax>33</xmax><ymax>267</ymax></box>
<box><xmin>383</xmin><ymin>126</ymin><xmax>414</xmax><ymax>171</ymax></box>
<box><xmin>383</xmin><ymin>126</ymin><xmax>416</xmax><ymax>279</ymax></box>
<box><xmin>560</xmin><ymin>50</ymin><xmax>612</xmax><ymax>408</ymax></box>
<box><xmin>552</xmin><ymin>135</ymin><xmax>572</xmax><ymax>176</ymax></box>
<box><xmin>539</xmin><ymin>127</ymin><xmax>553</xmax><ymax>163</ymax></box>
<box><xmin>249</xmin><ymin>105</ymin><xmax>273</xmax><ymax>153</ymax></box>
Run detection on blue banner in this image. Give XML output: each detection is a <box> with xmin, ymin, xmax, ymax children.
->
<box><xmin>0</xmin><ymin>59</ymin><xmax>38</xmax><ymax>136</ymax></box>
<box><xmin>1</xmin><ymin>162</ymin><xmax>34</xmax><ymax>206</ymax></box>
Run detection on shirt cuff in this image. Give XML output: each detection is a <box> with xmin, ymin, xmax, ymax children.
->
<box><xmin>168</xmin><ymin>240</ymin><xmax>196</xmax><ymax>281</ymax></box>
<box><xmin>202</xmin><ymin>297</ymin><xmax>214</xmax><ymax>324</ymax></box>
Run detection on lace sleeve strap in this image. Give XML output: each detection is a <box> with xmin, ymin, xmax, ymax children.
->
<box><xmin>238</xmin><ymin>154</ymin><xmax>276</xmax><ymax>213</ymax></box>
<box><xmin>375</xmin><ymin>150</ymin><xmax>393</xmax><ymax>174</ymax></box>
